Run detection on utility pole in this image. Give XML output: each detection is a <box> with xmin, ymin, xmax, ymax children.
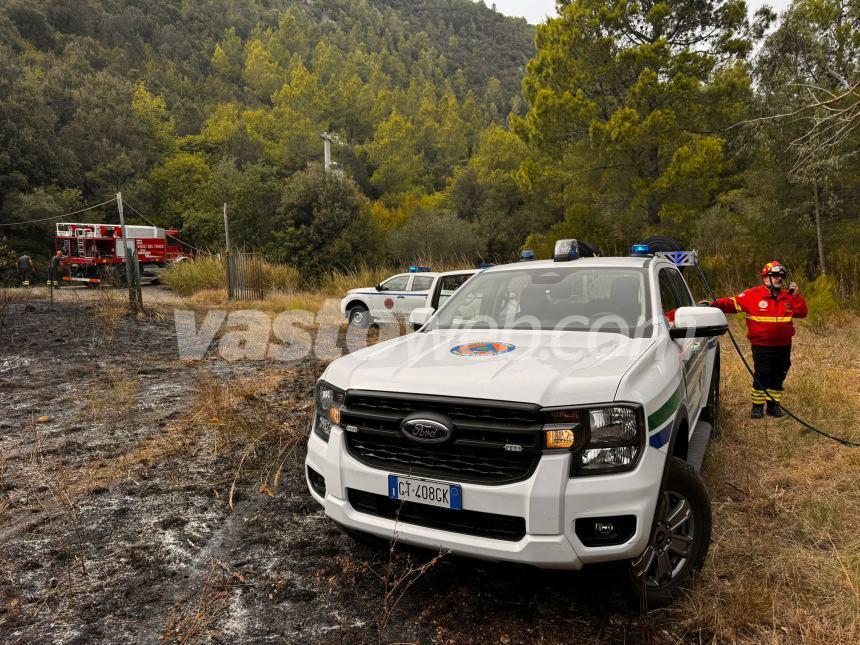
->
<box><xmin>117</xmin><ymin>192</ymin><xmax>141</xmax><ymax>312</ymax></box>
<box><xmin>223</xmin><ymin>202</ymin><xmax>230</xmax><ymax>254</ymax></box>
<box><xmin>223</xmin><ymin>202</ymin><xmax>234</xmax><ymax>300</ymax></box>
<box><xmin>321</xmin><ymin>132</ymin><xmax>333</xmax><ymax>173</ymax></box>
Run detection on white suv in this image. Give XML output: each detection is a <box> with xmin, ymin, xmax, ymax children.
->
<box><xmin>340</xmin><ymin>269</ymin><xmax>438</xmax><ymax>327</ymax></box>
<box><xmin>308</xmin><ymin>242</ymin><xmax>727</xmax><ymax>604</ymax></box>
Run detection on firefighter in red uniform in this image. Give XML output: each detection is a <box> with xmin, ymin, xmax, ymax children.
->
<box><xmin>709</xmin><ymin>262</ymin><xmax>808</xmax><ymax>419</ymax></box>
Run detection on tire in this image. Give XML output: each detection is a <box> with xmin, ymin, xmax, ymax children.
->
<box><xmin>702</xmin><ymin>354</ymin><xmax>721</xmax><ymax>436</ymax></box>
<box><xmin>641</xmin><ymin>235</ymin><xmax>685</xmax><ymax>253</ymax></box>
<box><xmin>641</xmin><ymin>236</ymin><xmax>688</xmax><ymax>272</ymax></box>
<box><xmin>629</xmin><ymin>457</ymin><xmax>712</xmax><ymax>607</ymax></box>
<box><xmin>348</xmin><ymin>304</ymin><xmax>370</xmax><ymax>328</ymax></box>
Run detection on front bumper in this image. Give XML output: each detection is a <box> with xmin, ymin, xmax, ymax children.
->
<box><xmin>305</xmin><ymin>422</ymin><xmax>664</xmax><ymax>570</ymax></box>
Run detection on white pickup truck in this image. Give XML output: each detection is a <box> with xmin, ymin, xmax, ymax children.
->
<box><xmin>308</xmin><ymin>240</ymin><xmax>727</xmax><ymax>605</ymax></box>
<box><xmin>408</xmin><ymin>269</ymin><xmax>481</xmax><ymax>330</ymax></box>
<box><xmin>340</xmin><ymin>268</ymin><xmax>437</xmax><ymax>327</ymax></box>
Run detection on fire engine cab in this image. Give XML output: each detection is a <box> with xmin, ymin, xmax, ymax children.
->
<box><xmin>54</xmin><ymin>222</ymin><xmax>187</xmax><ymax>285</ymax></box>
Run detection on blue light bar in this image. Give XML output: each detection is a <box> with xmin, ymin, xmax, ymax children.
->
<box><xmin>553</xmin><ymin>239</ymin><xmax>579</xmax><ymax>262</ymax></box>
<box><xmin>408</xmin><ymin>266</ymin><xmax>431</xmax><ymax>273</ymax></box>
<box><xmin>631</xmin><ymin>243</ymin><xmax>650</xmax><ymax>255</ymax></box>
<box><xmin>478</xmin><ymin>262</ymin><xmax>495</xmax><ymax>269</ymax></box>
<box><xmin>519</xmin><ymin>249</ymin><xmax>535</xmax><ymax>261</ymax></box>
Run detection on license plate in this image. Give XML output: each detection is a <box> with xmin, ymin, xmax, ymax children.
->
<box><xmin>388</xmin><ymin>475</ymin><xmax>462</xmax><ymax>510</ymax></box>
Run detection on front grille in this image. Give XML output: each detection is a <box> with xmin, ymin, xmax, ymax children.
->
<box><xmin>342</xmin><ymin>391</ymin><xmax>542</xmax><ymax>485</ymax></box>
<box><xmin>348</xmin><ymin>489</ymin><xmax>526</xmax><ymax>541</ymax></box>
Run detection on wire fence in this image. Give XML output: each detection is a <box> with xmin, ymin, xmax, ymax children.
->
<box><xmin>227</xmin><ymin>252</ymin><xmax>267</xmax><ymax>301</ymax></box>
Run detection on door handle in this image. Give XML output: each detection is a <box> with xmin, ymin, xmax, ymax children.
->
<box><xmin>397</xmin><ymin>296</ymin><xmax>405</xmax><ymax>299</ymax></box>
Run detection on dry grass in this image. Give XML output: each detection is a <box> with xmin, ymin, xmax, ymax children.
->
<box><xmin>188</xmin><ymin>288</ymin><xmax>331</xmax><ymax>314</ymax></box>
<box><xmin>191</xmin><ymin>372</ymin><xmax>312</xmax><ymax>507</ymax></box>
<box><xmin>162</xmin><ymin>255</ymin><xmax>301</xmax><ymax>297</ymax></box>
<box><xmin>167</xmin><ymin>257</ymin><xmax>475</xmax><ymax>302</ymax></box>
<box><xmin>677</xmin><ymin>317</ymin><xmax>860</xmax><ymax>641</ymax></box>
<box><xmin>162</xmin><ymin>560</ymin><xmax>245</xmax><ymax>643</ymax></box>
<box><xmin>92</xmin><ymin>287</ymin><xmax>130</xmax><ymax>342</ymax></box>
<box><xmin>81</xmin><ymin>368</ymin><xmax>139</xmax><ymax>420</ymax></box>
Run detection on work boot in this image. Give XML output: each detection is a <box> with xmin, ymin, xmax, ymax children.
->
<box><xmin>766</xmin><ymin>401</ymin><xmax>785</xmax><ymax>418</ymax></box>
<box><xmin>750</xmin><ymin>403</ymin><xmax>764</xmax><ymax>419</ymax></box>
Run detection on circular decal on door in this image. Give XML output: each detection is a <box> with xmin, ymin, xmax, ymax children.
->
<box><xmin>384</xmin><ymin>297</ymin><xmax>395</xmax><ymax>310</ymax></box>
<box><xmin>450</xmin><ymin>342</ymin><xmax>516</xmax><ymax>357</ymax></box>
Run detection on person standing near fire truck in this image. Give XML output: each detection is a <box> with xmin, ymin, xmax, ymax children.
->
<box><xmin>47</xmin><ymin>250</ymin><xmax>64</xmax><ymax>288</ymax></box>
<box><xmin>17</xmin><ymin>254</ymin><xmax>35</xmax><ymax>288</ymax></box>
<box><xmin>708</xmin><ymin>262</ymin><xmax>808</xmax><ymax>419</ymax></box>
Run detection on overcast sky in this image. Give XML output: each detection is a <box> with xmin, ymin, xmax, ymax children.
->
<box><xmin>485</xmin><ymin>1</ymin><xmax>793</xmax><ymax>25</ymax></box>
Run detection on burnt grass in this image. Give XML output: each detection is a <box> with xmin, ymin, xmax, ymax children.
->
<box><xmin>0</xmin><ymin>298</ymin><xmax>680</xmax><ymax>644</ymax></box>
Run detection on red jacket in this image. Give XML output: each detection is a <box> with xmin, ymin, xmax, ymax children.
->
<box><xmin>713</xmin><ymin>285</ymin><xmax>808</xmax><ymax>346</ymax></box>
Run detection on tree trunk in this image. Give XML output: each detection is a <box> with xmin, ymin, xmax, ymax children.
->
<box><xmin>813</xmin><ymin>182</ymin><xmax>826</xmax><ymax>275</ymax></box>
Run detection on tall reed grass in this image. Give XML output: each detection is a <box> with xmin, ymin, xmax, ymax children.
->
<box><xmin>161</xmin><ymin>255</ymin><xmax>300</xmax><ymax>297</ymax></box>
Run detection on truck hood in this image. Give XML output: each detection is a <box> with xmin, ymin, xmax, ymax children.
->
<box><xmin>323</xmin><ymin>329</ymin><xmax>654</xmax><ymax>407</ymax></box>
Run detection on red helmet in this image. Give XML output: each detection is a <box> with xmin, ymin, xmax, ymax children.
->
<box><xmin>761</xmin><ymin>261</ymin><xmax>786</xmax><ymax>277</ymax></box>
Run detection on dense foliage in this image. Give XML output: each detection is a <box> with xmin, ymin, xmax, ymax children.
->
<box><xmin>0</xmin><ymin>0</ymin><xmax>532</xmax><ymax>273</ymax></box>
<box><xmin>0</xmin><ymin>0</ymin><xmax>858</xmax><ymax>292</ymax></box>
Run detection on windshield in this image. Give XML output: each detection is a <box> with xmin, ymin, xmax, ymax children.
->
<box><xmin>427</xmin><ymin>267</ymin><xmax>653</xmax><ymax>337</ymax></box>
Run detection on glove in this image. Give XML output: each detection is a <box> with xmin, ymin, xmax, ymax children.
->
<box><xmin>788</xmin><ymin>282</ymin><xmax>798</xmax><ymax>295</ymax></box>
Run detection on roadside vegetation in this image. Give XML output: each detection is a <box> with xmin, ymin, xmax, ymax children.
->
<box><xmin>161</xmin><ymin>255</ymin><xmax>473</xmax><ymax>312</ymax></box>
<box><xmin>682</xmin><ymin>317</ymin><xmax>860</xmax><ymax>641</ymax></box>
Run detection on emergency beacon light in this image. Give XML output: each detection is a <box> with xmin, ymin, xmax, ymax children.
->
<box><xmin>553</xmin><ymin>239</ymin><xmax>579</xmax><ymax>262</ymax></box>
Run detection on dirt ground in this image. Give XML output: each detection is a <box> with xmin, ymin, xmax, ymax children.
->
<box><xmin>0</xmin><ymin>298</ymin><xmax>680</xmax><ymax>643</ymax></box>
<box><xmin>0</xmin><ymin>292</ymin><xmax>796</xmax><ymax>643</ymax></box>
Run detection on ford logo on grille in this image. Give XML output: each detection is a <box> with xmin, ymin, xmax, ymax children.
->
<box><xmin>401</xmin><ymin>415</ymin><xmax>453</xmax><ymax>443</ymax></box>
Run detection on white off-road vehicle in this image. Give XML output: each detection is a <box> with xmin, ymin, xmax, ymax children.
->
<box><xmin>340</xmin><ymin>268</ymin><xmax>437</xmax><ymax>327</ymax></box>
<box><xmin>308</xmin><ymin>240</ymin><xmax>727</xmax><ymax>604</ymax></box>
<box><xmin>408</xmin><ymin>268</ymin><xmax>481</xmax><ymax>330</ymax></box>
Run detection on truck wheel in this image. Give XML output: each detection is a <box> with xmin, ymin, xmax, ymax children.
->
<box><xmin>701</xmin><ymin>356</ymin><xmax>720</xmax><ymax>436</ymax></box>
<box><xmin>629</xmin><ymin>457</ymin><xmax>711</xmax><ymax>607</ymax></box>
<box><xmin>348</xmin><ymin>304</ymin><xmax>370</xmax><ymax>328</ymax></box>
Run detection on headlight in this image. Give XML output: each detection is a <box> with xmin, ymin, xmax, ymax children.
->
<box><xmin>314</xmin><ymin>380</ymin><xmax>344</xmax><ymax>442</ymax></box>
<box><xmin>541</xmin><ymin>405</ymin><xmax>644</xmax><ymax>476</ymax></box>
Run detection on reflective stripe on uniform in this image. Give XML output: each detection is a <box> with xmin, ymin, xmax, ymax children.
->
<box><xmin>751</xmin><ymin>388</ymin><xmax>766</xmax><ymax>403</ymax></box>
<box><xmin>746</xmin><ymin>315</ymin><xmax>793</xmax><ymax>323</ymax></box>
<box><xmin>731</xmin><ymin>296</ymin><xmax>741</xmax><ymax>312</ymax></box>
<box><xmin>766</xmin><ymin>389</ymin><xmax>783</xmax><ymax>402</ymax></box>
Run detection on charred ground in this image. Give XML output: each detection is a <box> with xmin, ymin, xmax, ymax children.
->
<box><xmin>1</xmin><ymin>292</ymin><xmax>857</xmax><ymax>643</ymax></box>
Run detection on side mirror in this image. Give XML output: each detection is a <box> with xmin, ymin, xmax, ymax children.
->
<box><xmin>375</xmin><ymin>284</ymin><xmax>383</xmax><ymax>291</ymax></box>
<box><xmin>409</xmin><ymin>307</ymin><xmax>434</xmax><ymax>329</ymax></box>
<box><xmin>669</xmin><ymin>306</ymin><xmax>728</xmax><ymax>339</ymax></box>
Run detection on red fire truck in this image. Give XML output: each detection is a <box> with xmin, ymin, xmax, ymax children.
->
<box><xmin>54</xmin><ymin>222</ymin><xmax>188</xmax><ymax>285</ymax></box>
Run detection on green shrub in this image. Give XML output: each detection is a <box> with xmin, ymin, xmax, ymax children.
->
<box><xmin>801</xmin><ymin>274</ymin><xmax>843</xmax><ymax>334</ymax></box>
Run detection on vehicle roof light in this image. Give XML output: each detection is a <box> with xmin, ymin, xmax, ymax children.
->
<box><xmin>408</xmin><ymin>266</ymin><xmax>432</xmax><ymax>273</ymax></box>
<box><xmin>553</xmin><ymin>239</ymin><xmax>579</xmax><ymax>262</ymax></box>
<box><xmin>654</xmin><ymin>251</ymin><xmax>698</xmax><ymax>267</ymax></box>
<box><xmin>631</xmin><ymin>243</ymin><xmax>650</xmax><ymax>256</ymax></box>
<box><xmin>520</xmin><ymin>249</ymin><xmax>535</xmax><ymax>261</ymax></box>
<box><xmin>478</xmin><ymin>262</ymin><xmax>495</xmax><ymax>269</ymax></box>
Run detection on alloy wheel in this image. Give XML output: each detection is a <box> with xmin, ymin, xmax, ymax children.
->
<box><xmin>631</xmin><ymin>490</ymin><xmax>695</xmax><ymax>587</ymax></box>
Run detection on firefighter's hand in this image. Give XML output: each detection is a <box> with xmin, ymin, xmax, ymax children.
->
<box><xmin>788</xmin><ymin>282</ymin><xmax>798</xmax><ymax>295</ymax></box>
